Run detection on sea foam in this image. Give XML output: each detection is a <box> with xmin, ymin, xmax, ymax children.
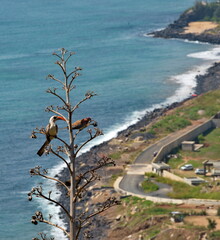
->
<box><xmin>188</xmin><ymin>46</ymin><xmax>220</xmax><ymax>60</ymax></box>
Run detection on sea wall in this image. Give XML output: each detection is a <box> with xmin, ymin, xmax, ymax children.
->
<box><xmin>153</xmin><ymin>119</ymin><xmax>215</xmax><ymax>163</ymax></box>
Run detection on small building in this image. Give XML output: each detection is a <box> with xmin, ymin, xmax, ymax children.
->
<box><xmin>182</xmin><ymin>141</ymin><xmax>195</xmax><ymax>151</ymax></box>
<box><xmin>152</xmin><ymin>162</ymin><xmax>170</xmax><ymax>176</ymax></box>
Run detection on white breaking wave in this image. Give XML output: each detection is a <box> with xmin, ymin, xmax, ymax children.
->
<box><xmin>183</xmin><ymin>39</ymin><xmax>211</xmax><ymax>45</ymax></box>
<box><xmin>165</xmin><ymin>63</ymin><xmax>212</xmax><ymax>104</ymax></box>
<box><xmin>37</xmin><ymin>163</ymin><xmax>68</xmax><ymax>240</ymax></box>
<box><xmin>188</xmin><ymin>46</ymin><xmax>220</xmax><ymax>60</ymax></box>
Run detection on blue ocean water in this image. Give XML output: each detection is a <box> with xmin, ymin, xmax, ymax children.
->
<box><xmin>0</xmin><ymin>0</ymin><xmax>219</xmax><ymax>239</ymax></box>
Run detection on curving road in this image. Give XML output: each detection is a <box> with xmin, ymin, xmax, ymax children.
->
<box><xmin>117</xmin><ymin>124</ymin><xmax>220</xmax><ymax>205</ymax></box>
<box><xmin>118</xmin><ymin>126</ymin><xmax>199</xmax><ymax>198</ymax></box>
<box><xmin>119</xmin><ymin>174</ymin><xmax>172</xmax><ymax>198</ymax></box>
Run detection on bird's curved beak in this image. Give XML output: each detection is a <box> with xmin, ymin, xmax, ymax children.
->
<box><xmin>57</xmin><ymin>116</ymin><xmax>66</xmax><ymax>121</ymax></box>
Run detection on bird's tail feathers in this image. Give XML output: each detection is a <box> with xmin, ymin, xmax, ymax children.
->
<box><xmin>37</xmin><ymin>140</ymin><xmax>50</xmax><ymax>156</ymax></box>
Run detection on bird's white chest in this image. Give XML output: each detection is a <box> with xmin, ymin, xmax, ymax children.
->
<box><xmin>48</xmin><ymin>123</ymin><xmax>57</xmax><ymax>137</ymax></box>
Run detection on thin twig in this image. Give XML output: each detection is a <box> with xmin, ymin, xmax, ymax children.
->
<box><xmin>37</xmin><ymin>190</ymin><xmax>71</xmax><ymax>220</ymax></box>
<box><xmin>37</xmin><ymin>172</ymin><xmax>70</xmax><ymax>194</ymax></box>
<box><xmin>47</xmin><ymin>74</ymin><xmax>64</xmax><ymax>86</ymax></box>
<box><xmin>75</xmin><ymin>134</ymin><xmax>97</xmax><ymax>156</ymax></box>
<box><xmin>50</xmin><ymin>148</ymin><xmax>72</xmax><ymax>174</ymax></box>
<box><xmin>56</xmin><ymin>136</ymin><xmax>70</xmax><ymax>150</ymax></box>
<box><xmin>71</xmin><ymin>96</ymin><xmax>91</xmax><ymax>113</ymax></box>
<box><xmin>47</xmin><ymin>89</ymin><xmax>69</xmax><ymax>109</ymax></box>
<box><xmin>41</xmin><ymin>219</ymin><xmax>70</xmax><ymax>238</ymax></box>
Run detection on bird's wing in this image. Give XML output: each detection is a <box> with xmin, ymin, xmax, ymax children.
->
<box><xmin>72</xmin><ymin>119</ymin><xmax>82</xmax><ymax>129</ymax></box>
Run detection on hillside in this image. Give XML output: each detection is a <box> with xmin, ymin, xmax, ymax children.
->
<box><xmin>151</xmin><ymin>1</ymin><xmax>220</xmax><ymax>44</ymax></box>
<box><xmin>101</xmin><ymin>90</ymin><xmax>220</xmax><ymax>240</ymax></box>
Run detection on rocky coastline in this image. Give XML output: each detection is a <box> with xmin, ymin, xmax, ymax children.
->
<box><xmin>56</xmin><ymin>59</ymin><xmax>220</xmax><ymax>239</ymax></box>
<box><xmin>150</xmin><ymin>7</ymin><xmax>220</xmax><ymax>44</ymax></box>
<box><xmin>56</xmin><ymin>10</ymin><xmax>220</xmax><ymax>237</ymax></box>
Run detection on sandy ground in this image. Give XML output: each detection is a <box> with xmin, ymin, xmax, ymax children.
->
<box><xmin>185</xmin><ymin>216</ymin><xmax>220</xmax><ymax>230</ymax></box>
<box><xmin>183</xmin><ymin>21</ymin><xmax>218</xmax><ymax>34</ymax></box>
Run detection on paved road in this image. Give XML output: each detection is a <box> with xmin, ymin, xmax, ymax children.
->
<box><xmin>118</xmin><ymin>124</ymin><xmax>203</xmax><ymax>198</ymax></box>
<box><xmin>119</xmin><ymin>174</ymin><xmax>172</xmax><ymax>198</ymax></box>
<box><xmin>135</xmin><ymin>125</ymin><xmax>196</xmax><ymax>164</ymax></box>
<box><xmin>117</xmin><ymin>124</ymin><xmax>220</xmax><ymax>205</ymax></box>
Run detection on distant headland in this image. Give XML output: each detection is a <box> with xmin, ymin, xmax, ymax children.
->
<box><xmin>150</xmin><ymin>1</ymin><xmax>220</xmax><ymax>44</ymax></box>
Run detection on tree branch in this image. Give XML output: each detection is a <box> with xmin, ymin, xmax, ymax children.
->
<box><xmin>73</xmin><ymin>171</ymin><xmax>98</xmax><ymax>203</ymax></box>
<box><xmin>65</xmin><ymin>51</ymin><xmax>76</xmax><ymax>65</ymax></box>
<box><xmin>46</xmin><ymin>88</ymin><xmax>69</xmax><ymax>109</ymax></box>
<box><xmin>30</xmin><ymin>167</ymin><xmax>70</xmax><ymax>194</ymax></box>
<box><xmin>50</xmin><ymin>148</ymin><xmax>72</xmax><ymax>174</ymax></box>
<box><xmin>56</xmin><ymin>136</ymin><xmax>71</xmax><ymax>150</ymax></box>
<box><xmin>47</xmin><ymin>74</ymin><xmax>64</xmax><ymax>86</ymax></box>
<box><xmin>71</xmin><ymin>91</ymin><xmax>97</xmax><ymax>113</ymax></box>
<box><xmin>81</xmin><ymin>197</ymin><xmax>120</xmax><ymax>227</ymax></box>
<box><xmin>42</xmin><ymin>219</ymin><xmax>69</xmax><ymax>237</ymax></box>
<box><xmin>30</xmin><ymin>187</ymin><xmax>71</xmax><ymax>220</ymax></box>
<box><xmin>32</xmin><ymin>212</ymin><xmax>70</xmax><ymax>238</ymax></box>
<box><xmin>75</xmin><ymin>128</ymin><xmax>103</xmax><ymax>156</ymax></box>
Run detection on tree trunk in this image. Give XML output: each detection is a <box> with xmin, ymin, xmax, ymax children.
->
<box><xmin>69</xmin><ymin>154</ymin><xmax>76</xmax><ymax>240</ymax></box>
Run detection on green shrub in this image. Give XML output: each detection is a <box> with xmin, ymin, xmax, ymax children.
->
<box><xmin>191</xmin><ymin>1</ymin><xmax>220</xmax><ymax>22</ymax></box>
<box><xmin>210</xmin><ymin>230</ymin><xmax>220</xmax><ymax>238</ymax></box>
<box><xmin>141</xmin><ymin>180</ymin><xmax>159</xmax><ymax>193</ymax></box>
<box><xmin>207</xmin><ymin>218</ymin><xmax>217</xmax><ymax>231</ymax></box>
<box><xmin>145</xmin><ymin>172</ymin><xmax>158</xmax><ymax>178</ymax></box>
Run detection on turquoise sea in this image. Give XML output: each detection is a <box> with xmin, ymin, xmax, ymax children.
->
<box><xmin>0</xmin><ymin>0</ymin><xmax>219</xmax><ymax>239</ymax></box>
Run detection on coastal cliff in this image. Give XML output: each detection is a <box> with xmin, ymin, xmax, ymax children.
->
<box><xmin>151</xmin><ymin>2</ymin><xmax>220</xmax><ymax>44</ymax></box>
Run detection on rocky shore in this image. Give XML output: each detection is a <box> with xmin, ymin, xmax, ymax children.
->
<box><xmin>56</xmin><ymin>59</ymin><xmax>220</xmax><ymax>239</ymax></box>
<box><xmin>150</xmin><ymin>7</ymin><xmax>220</xmax><ymax>44</ymax></box>
<box><xmin>56</xmin><ymin>9</ymin><xmax>220</xmax><ymax>237</ymax></box>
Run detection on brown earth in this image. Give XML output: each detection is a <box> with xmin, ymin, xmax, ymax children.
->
<box><xmin>153</xmin><ymin>228</ymin><xmax>205</xmax><ymax>240</ymax></box>
<box><xmin>185</xmin><ymin>216</ymin><xmax>220</xmax><ymax>230</ymax></box>
<box><xmin>183</xmin><ymin>21</ymin><xmax>218</xmax><ymax>34</ymax></box>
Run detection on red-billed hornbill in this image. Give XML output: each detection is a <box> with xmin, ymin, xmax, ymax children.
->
<box><xmin>37</xmin><ymin>115</ymin><xmax>65</xmax><ymax>156</ymax></box>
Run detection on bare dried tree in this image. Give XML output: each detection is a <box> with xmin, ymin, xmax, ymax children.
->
<box><xmin>29</xmin><ymin>48</ymin><xmax>120</xmax><ymax>240</ymax></box>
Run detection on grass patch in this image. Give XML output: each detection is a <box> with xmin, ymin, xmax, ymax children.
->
<box><xmin>168</xmin><ymin>156</ymin><xmax>184</xmax><ymax>169</ymax></box>
<box><xmin>176</xmin><ymin>128</ymin><xmax>220</xmax><ymax>163</ymax></box>
<box><xmin>187</xmin><ymin>159</ymin><xmax>203</xmax><ymax>168</ymax></box>
<box><xmin>122</xmin><ymin>196</ymin><xmax>153</xmax><ymax>207</ymax></box>
<box><xmin>150</xmin><ymin>114</ymin><xmax>191</xmax><ymax>134</ymax></box>
<box><xmin>149</xmin><ymin>90</ymin><xmax>220</xmax><ymax>137</ymax></box>
<box><xmin>209</xmin><ymin>230</ymin><xmax>220</xmax><ymax>238</ymax></box>
<box><xmin>121</xmin><ymin>196</ymin><xmax>171</xmax><ymax>215</ymax></box>
<box><xmin>146</xmin><ymin>227</ymin><xmax>161</xmax><ymax>239</ymax></box>
<box><xmin>141</xmin><ymin>180</ymin><xmax>159</xmax><ymax>193</ymax></box>
<box><xmin>109</xmin><ymin>151</ymin><xmax>122</xmax><ymax>160</ymax></box>
<box><xmin>145</xmin><ymin>173</ymin><xmax>220</xmax><ymax>200</ymax></box>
